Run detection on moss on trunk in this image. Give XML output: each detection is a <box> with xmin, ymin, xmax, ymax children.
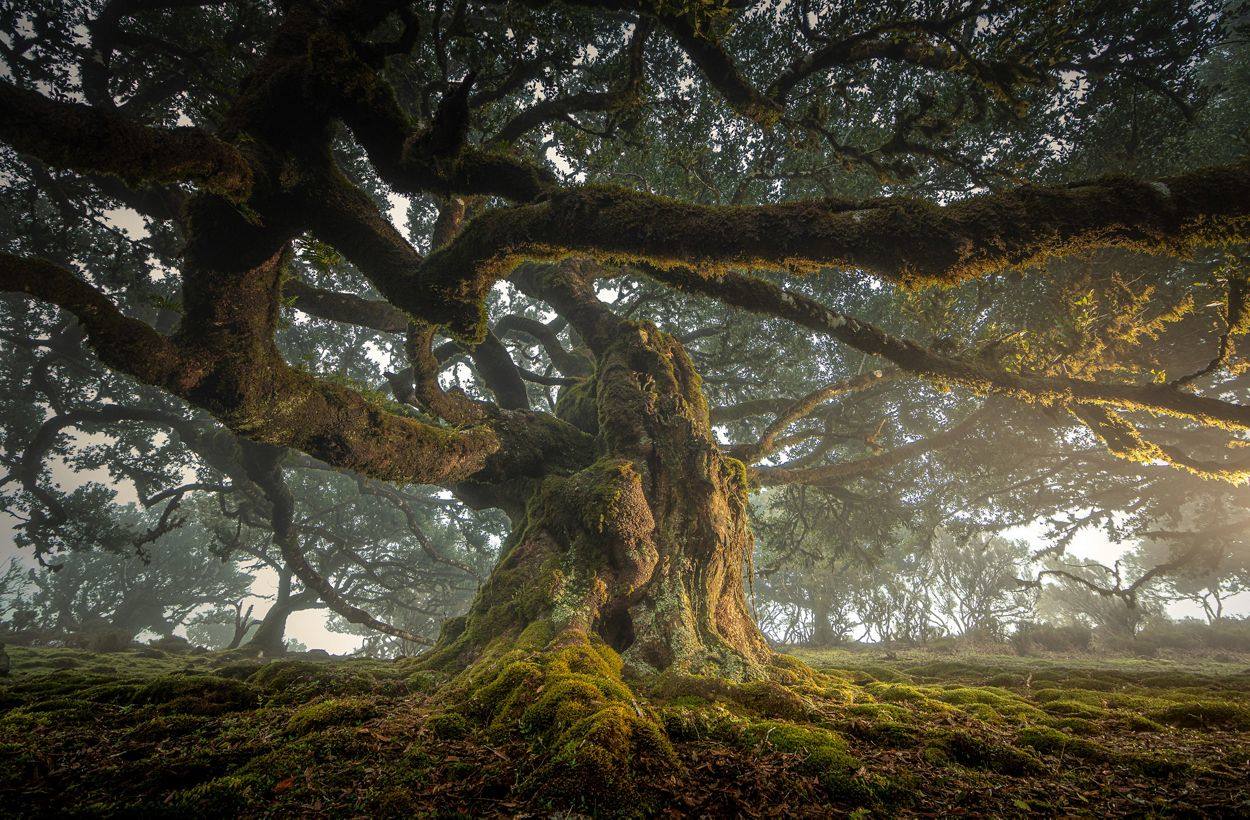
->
<box><xmin>410</xmin><ymin>317</ymin><xmax>777</xmax><ymax>795</ymax></box>
<box><xmin>423</xmin><ymin>320</ymin><xmax>770</xmax><ymax>679</ymax></box>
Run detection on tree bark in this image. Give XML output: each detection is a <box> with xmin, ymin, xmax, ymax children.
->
<box><xmin>424</xmin><ymin>267</ymin><xmax>772</xmax><ymax>680</ymax></box>
<box><xmin>246</xmin><ymin>568</ymin><xmax>296</xmax><ymax>657</ymax></box>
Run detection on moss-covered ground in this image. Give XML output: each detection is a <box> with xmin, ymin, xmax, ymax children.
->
<box><xmin>2</xmin><ymin>643</ymin><xmax>1249</xmax><ymax>816</ymax></box>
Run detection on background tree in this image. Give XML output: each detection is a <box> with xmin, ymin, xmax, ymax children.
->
<box><xmin>1</xmin><ymin>514</ymin><xmax>252</xmax><ymax>643</ymax></box>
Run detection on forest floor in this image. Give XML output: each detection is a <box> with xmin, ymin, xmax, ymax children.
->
<box><xmin>2</xmin><ymin>642</ymin><xmax>1249</xmax><ymax>817</ymax></box>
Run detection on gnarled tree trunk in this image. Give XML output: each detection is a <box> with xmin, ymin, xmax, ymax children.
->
<box><xmin>810</xmin><ymin>589</ymin><xmax>838</xmax><ymax>647</ymax></box>
<box><xmin>245</xmin><ymin>568</ymin><xmax>295</xmax><ymax>656</ymax></box>
<box><xmin>423</xmin><ymin>265</ymin><xmax>771</xmax><ymax>681</ymax></box>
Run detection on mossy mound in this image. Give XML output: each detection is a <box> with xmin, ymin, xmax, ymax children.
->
<box><xmin>2</xmin><ymin>644</ymin><xmax>1249</xmax><ymax>816</ymax></box>
<box><xmin>285</xmin><ymin>696</ymin><xmax>380</xmax><ymax>735</ymax></box>
<box><xmin>429</xmin><ymin>627</ymin><xmax>677</xmax><ymax>811</ymax></box>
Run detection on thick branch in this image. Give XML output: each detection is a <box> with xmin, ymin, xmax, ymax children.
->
<box><xmin>0</xmin><ymin>81</ymin><xmax>252</xmax><ymax>200</ymax></box>
<box><xmin>283</xmin><ymin>278</ymin><xmax>409</xmax><ymax>334</ymax></box>
<box><xmin>1</xmin><ymin>252</ymin><xmax>501</xmax><ymax>485</ymax></box>
<box><xmin>644</xmin><ymin>265</ymin><xmax>1250</xmax><ymax>435</ymax></box>
<box><xmin>495</xmin><ymin>314</ymin><xmax>592</xmax><ymax>376</ymax></box>
<box><xmin>414</xmin><ymin>162</ymin><xmax>1250</xmax><ymax>338</ymax></box>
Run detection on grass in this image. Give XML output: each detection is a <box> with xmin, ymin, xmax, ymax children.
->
<box><xmin>1</xmin><ymin>643</ymin><xmax>1249</xmax><ymax>816</ymax></box>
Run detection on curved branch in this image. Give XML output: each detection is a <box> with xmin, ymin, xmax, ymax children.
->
<box><xmin>729</xmin><ymin>368</ymin><xmax>899</xmax><ymax>463</ymax></box>
<box><xmin>644</xmin><ymin>264</ymin><xmax>1250</xmax><ymax>435</ymax></box>
<box><xmin>0</xmin><ymin>253</ymin><xmax>187</xmax><ymax>386</ymax></box>
<box><xmin>0</xmin><ymin>80</ymin><xmax>253</xmax><ymax>200</ymax></box>
<box><xmin>1</xmin><ymin>252</ymin><xmax>502</xmax><ymax>485</ymax></box>
<box><xmin>470</xmin><ymin>331</ymin><xmax>531</xmax><ymax>410</ymax></box>
<box><xmin>754</xmin><ymin>406</ymin><xmax>983</xmax><ymax>487</ymax></box>
<box><xmin>412</xmin><ymin>161</ymin><xmax>1250</xmax><ymax>338</ymax></box>
<box><xmin>495</xmin><ymin>314</ymin><xmax>593</xmax><ymax>377</ymax></box>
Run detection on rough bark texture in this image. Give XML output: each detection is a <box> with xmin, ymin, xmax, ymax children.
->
<box><xmin>423</xmin><ymin>318</ymin><xmax>771</xmax><ymax>680</ymax></box>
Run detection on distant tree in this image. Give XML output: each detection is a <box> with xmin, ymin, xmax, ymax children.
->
<box><xmin>1035</xmin><ymin>558</ymin><xmax>1166</xmax><ymax>637</ymax></box>
<box><xmin>930</xmin><ymin>530</ymin><xmax>1037</xmax><ymax>640</ymax></box>
<box><xmin>1132</xmin><ymin>496</ymin><xmax>1250</xmax><ymax>623</ymax></box>
<box><xmin>3</xmin><ymin>515</ymin><xmax>252</xmax><ymax>642</ymax></box>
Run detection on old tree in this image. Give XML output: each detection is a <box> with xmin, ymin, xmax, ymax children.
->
<box><xmin>3</xmin><ymin>0</ymin><xmax>1250</xmax><ymax>793</ymax></box>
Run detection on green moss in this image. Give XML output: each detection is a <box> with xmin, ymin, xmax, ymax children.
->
<box><xmin>937</xmin><ymin>729</ymin><xmax>1043</xmax><ymax>775</ymax></box>
<box><xmin>1017</xmin><ymin>725</ymin><xmax>1105</xmax><ymax>759</ymax></box>
<box><xmin>127</xmin><ymin>713</ymin><xmax>210</xmax><ymax>740</ymax></box>
<box><xmin>554</xmin><ymin>376</ymin><xmax>599</xmax><ymax>434</ymax></box>
<box><xmin>1150</xmin><ymin>701</ymin><xmax>1250</xmax><ymax>729</ymax></box>
<box><xmin>170</xmin><ymin>773</ymin><xmax>268</xmax><ymax>814</ymax></box>
<box><xmin>743</xmin><ymin>720</ymin><xmax>878</xmax><ymax>798</ymax></box>
<box><xmin>1118</xmin><ymin>713</ymin><xmax>1166</xmax><ymax>732</ymax></box>
<box><xmin>1041</xmin><ymin>699</ymin><xmax>1109</xmax><ymax>720</ymax></box>
<box><xmin>515</xmin><ymin>619</ymin><xmax>556</xmax><ymax>651</ymax></box>
<box><xmin>247</xmin><ymin>659</ymin><xmax>406</xmax><ymax>704</ymax></box>
<box><xmin>653</xmin><ymin>672</ymin><xmax>818</xmax><ymax>719</ymax></box>
<box><xmin>428</xmin><ymin>711</ymin><xmax>470</xmax><ymax>740</ymax></box>
<box><xmin>659</xmin><ymin>703</ymin><xmax>747</xmax><ymax>742</ymax></box>
<box><xmin>80</xmin><ymin>681</ymin><xmax>146</xmax><ymax>704</ymax></box>
<box><xmin>1042</xmin><ymin>716</ymin><xmax>1099</xmax><ymax>733</ymax></box>
<box><xmin>132</xmin><ymin>674</ymin><xmax>258</xmax><ymax>715</ymax></box>
<box><xmin>286</xmin><ymin>697</ymin><xmax>379</xmax><ymax>735</ymax></box>
<box><xmin>865</xmin><ymin>682</ymin><xmax>928</xmax><ymax>703</ymax></box>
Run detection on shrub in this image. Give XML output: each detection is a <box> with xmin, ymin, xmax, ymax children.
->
<box><xmin>1206</xmin><ymin>618</ymin><xmax>1250</xmax><ymax>653</ymax></box>
<box><xmin>1128</xmin><ymin>617</ymin><xmax>1250</xmax><ymax>654</ymax></box>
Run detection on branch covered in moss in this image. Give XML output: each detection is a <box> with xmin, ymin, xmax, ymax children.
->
<box><xmin>0</xmin><ymin>81</ymin><xmax>253</xmax><ymax>200</ymax></box>
<box><xmin>0</xmin><ymin>252</ymin><xmax>510</xmax><ymax>485</ymax></box>
<box><xmin>1071</xmin><ymin>404</ymin><xmax>1250</xmax><ymax>484</ymax></box>
<box><xmin>0</xmin><ymin>253</ymin><xmax>188</xmax><ymax>386</ymax></box>
<box><xmin>283</xmin><ymin>278</ymin><xmax>410</xmax><ymax>334</ymax></box>
<box><xmin>405</xmin><ymin>162</ymin><xmax>1250</xmax><ymax>338</ymax></box>
<box><xmin>495</xmin><ymin>315</ymin><xmax>593</xmax><ymax>377</ymax></box>
<box><xmin>641</xmin><ymin>264</ymin><xmax>1250</xmax><ymax>483</ymax></box>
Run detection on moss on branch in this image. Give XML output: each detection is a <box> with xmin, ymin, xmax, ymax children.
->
<box><xmin>404</xmin><ymin>163</ymin><xmax>1250</xmax><ymax>339</ymax></box>
<box><xmin>0</xmin><ymin>81</ymin><xmax>253</xmax><ymax>200</ymax></box>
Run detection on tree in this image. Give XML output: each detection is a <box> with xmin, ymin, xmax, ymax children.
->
<box><xmin>1132</xmin><ymin>497</ymin><xmax>1250</xmax><ymax>623</ymax></box>
<box><xmin>1</xmin><ymin>514</ymin><xmax>253</xmax><ymax>643</ymax></box>
<box><xmin>1035</xmin><ymin>557</ymin><xmax>1167</xmax><ymax>637</ymax></box>
<box><xmin>3</xmin><ymin>0</ymin><xmax>1250</xmax><ymax>780</ymax></box>
<box><xmin>930</xmin><ymin>530</ymin><xmax>1036</xmax><ymax>640</ymax></box>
